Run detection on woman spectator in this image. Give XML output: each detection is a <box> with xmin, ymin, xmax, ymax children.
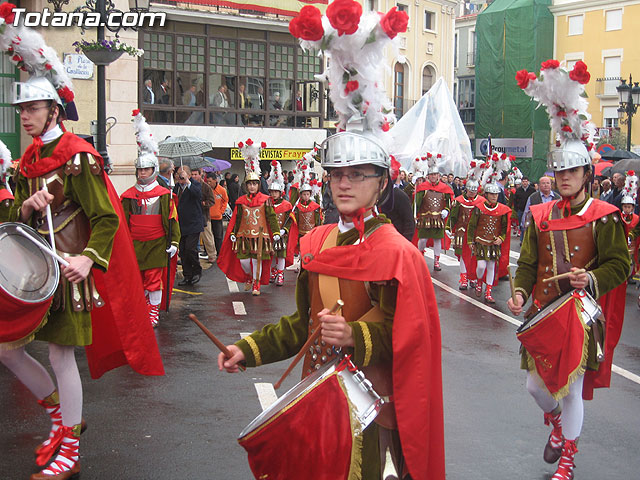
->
<box><xmin>227</xmin><ymin>173</ymin><xmax>241</xmax><ymax>210</ymax></box>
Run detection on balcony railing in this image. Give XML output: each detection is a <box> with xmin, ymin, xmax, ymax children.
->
<box><xmin>467</xmin><ymin>52</ymin><xmax>476</xmax><ymax>66</ymax></box>
<box><xmin>595</xmin><ymin>76</ymin><xmax>621</xmax><ymax>97</ymax></box>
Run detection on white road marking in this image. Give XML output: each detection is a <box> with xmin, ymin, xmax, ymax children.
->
<box><xmin>254</xmin><ymin>382</ymin><xmax>278</xmax><ymax>411</ymax></box>
<box><xmin>423</xmin><ymin>249</ymin><xmax>459</xmax><ymax>266</ymax></box>
<box><xmin>510</xmin><ymin>250</ymin><xmax>520</xmax><ymax>260</ymax></box>
<box><xmin>226</xmin><ymin>277</ymin><xmax>239</xmax><ymax>293</ymax></box>
<box><xmin>239</xmin><ymin>332</ymin><xmax>251</xmax><ymax>338</ymax></box>
<box><xmin>431</xmin><ymin>277</ymin><xmax>640</xmax><ymax>386</ymax></box>
<box><xmin>232</xmin><ymin>301</ymin><xmax>246</xmax><ymax>315</ymax></box>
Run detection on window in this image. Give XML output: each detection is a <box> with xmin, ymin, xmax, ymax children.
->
<box><xmin>366</xmin><ymin>0</ymin><xmax>377</xmax><ymax>11</ymax></box>
<box><xmin>454</xmin><ymin>33</ymin><xmax>458</xmax><ymax>68</ymax></box>
<box><xmin>458</xmin><ymin>78</ymin><xmax>475</xmax><ymax>110</ymax></box>
<box><xmin>568</xmin><ymin>15</ymin><xmax>583</xmax><ymax>35</ymax></box>
<box><xmin>397</xmin><ymin>4</ymin><xmax>407</xmax><ymax>13</ymax></box>
<box><xmin>424</xmin><ymin>10</ymin><xmax>435</xmax><ymax>31</ymax></box>
<box><xmin>605</xmin><ymin>9</ymin><xmax>622</xmax><ymax>31</ymax></box>
<box><xmin>140</xmin><ymin>28</ymin><xmax>323</xmax><ymax>127</ymax></box>
<box><xmin>603</xmin><ymin>106</ymin><xmax>619</xmax><ymax>128</ymax></box>
<box><xmin>468</xmin><ymin>30</ymin><xmax>476</xmax><ymax>66</ymax></box>
<box><xmin>394</xmin><ymin>63</ymin><xmax>405</xmax><ymax>118</ymax></box>
<box><xmin>603</xmin><ymin>56</ymin><xmax>621</xmax><ymax>96</ymax></box>
<box><xmin>566</xmin><ymin>59</ymin><xmax>578</xmax><ymax>70</ymax></box>
<box><xmin>422</xmin><ymin>65</ymin><xmax>435</xmax><ymax>95</ymax></box>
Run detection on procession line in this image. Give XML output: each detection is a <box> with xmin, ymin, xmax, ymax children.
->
<box><xmin>172</xmin><ymin>288</ymin><xmax>203</xmax><ymax>295</ymax></box>
<box><xmin>431</xmin><ymin>277</ymin><xmax>640</xmax><ymax>387</ymax></box>
<box><xmin>232</xmin><ymin>301</ymin><xmax>246</xmax><ymax>315</ymax></box>
<box><xmin>424</xmin><ymin>249</ymin><xmax>519</xmax><ymax>268</ymax></box>
<box><xmin>226</xmin><ymin>277</ymin><xmax>239</xmax><ymax>293</ymax></box>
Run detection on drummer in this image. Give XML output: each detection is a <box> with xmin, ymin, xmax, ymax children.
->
<box><xmin>0</xmin><ymin>21</ymin><xmax>163</xmax><ymax>480</ymax></box>
<box><xmin>508</xmin><ymin>60</ymin><xmax>630</xmax><ymax>480</ymax></box>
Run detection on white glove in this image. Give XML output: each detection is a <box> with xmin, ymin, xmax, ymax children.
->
<box><xmin>441</xmin><ymin>209</ymin><xmax>448</xmax><ymax>220</ymax></box>
<box><xmin>273</xmin><ymin>234</ymin><xmax>281</xmax><ymax>243</ymax></box>
<box><xmin>279</xmin><ymin>229</ymin><xmax>286</xmax><ymax>236</ymax></box>
<box><xmin>230</xmin><ymin>234</ymin><xmax>236</xmax><ymax>242</ymax></box>
<box><xmin>165</xmin><ymin>245</ymin><xmax>178</xmax><ymax>258</ymax></box>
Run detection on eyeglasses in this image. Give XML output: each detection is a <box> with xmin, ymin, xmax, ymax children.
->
<box><xmin>16</xmin><ymin>105</ymin><xmax>50</xmax><ymax>115</ymax></box>
<box><xmin>328</xmin><ymin>171</ymin><xmax>382</xmax><ymax>183</ymax></box>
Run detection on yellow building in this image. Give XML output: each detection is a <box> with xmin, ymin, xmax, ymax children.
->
<box><xmin>552</xmin><ymin>0</ymin><xmax>640</xmax><ymax>152</ymax></box>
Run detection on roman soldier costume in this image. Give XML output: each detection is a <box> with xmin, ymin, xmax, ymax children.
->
<box><xmin>228</xmin><ymin>6</ymin><xmax>445</xmax><ymax>478</ymax></box>
<box><xmin>0</xmin><ymin>15</ymin><xmax>163</xmax><ymax>480</ymax></box>
<box><xmin>293</xmin><ymin>181</ymin><xmax>322</xmax><ymax>237</ymax></box>
<box><xmin>620</xmin><ymin>171</ymin><xmax>639</xmax><ymax>276</ymax></box>
<box><xmin>449</xmin><ymin>161</ymin><xmax>484</xmax><ymax>289</ymax></box>
<box><xmin>267</xmin><ymin>159</ymin><xmax>297</xmax><ymax>286</ymax></box>
<box><xmin>0</xmin><ymin>139</ymin><xmax>14</xmax><ymax>222</ymax></box>
<box><xmin>513</xmin><ymin>59</ymin><xmax>630</xmax><ymax>480</ymax></box>
<box><xmin>413</xmin><ymin>153</ymin><xmax>453</xmax><ymax>271</ymax></box>
<box><xmin>218</xmin><ymin>139</ymin><xmax>280</xmax><ymax>295</ymax></box>
<box><xmin>120</xmin><ymin>110</ymin><xmax>180</xmax><ymax>327</ymax></box>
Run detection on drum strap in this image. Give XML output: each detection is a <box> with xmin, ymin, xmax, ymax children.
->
<box><xmin>550</xmin><ymin>206</ymin><xmax>572</xmax><ymax>294</ymax></box>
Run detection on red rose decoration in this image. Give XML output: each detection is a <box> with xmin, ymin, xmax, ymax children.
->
<box><xmin>326</xmin><ymin>0</ymin><xmax>362</xmax><ymax>36</ymax></box>
<box><xmin>289</xmin><ymin>5</ymin><xmax>324</xmax><ymax>41</ymax></box>
<box><xmin>627</xmin><ymin>170</ymin><xmax>635</xmax><ymax>176</ymax></box>
<box><xmin>381</xmin><ymin>121</ymin><xmax>390</xmax><ymax>132</ymax></box>
<box><xmin>0</xmin><ymin>3</ymin><xmax>17</xmax><ymax>23</ymax></box>
<box><xmin>132</xmin><ymin>109</ymin><xmax>140</xmax><ymax>116</ymax></box>
<box><xmin>302</xmin><ymin>165</ymin><xmax>307</xmax><ymax>170</ymax></box>
<box><xmin>515</xmin><ymin>69</ymin><xmax>537</xmax><ymax>89</ymax></box>
<box><xmin>500</xmin><ymin>153</ymin><xmax>507</xmax><ymax>160</ymax></box>
<box><xmin>45</xmin><ymin>64</ymin><xmax>53</xmax><ymax>71</ymax></box>
<box><xmin>437</xmin><ymin>153</ymin><xmax>442</xmax><ymax>158</ymax></box>
<box><xmin>238</xmin><ymin>142</ymin><xmax>244</xmax><ymax>149</ymax></box>
<box><xmin>540</xmin><ymin>59</ymin><xmax>560</xmax><ymax>70</ymax></box>
<box><xmin>509</xmin><ymin>155</ymin><xmax>516</xmax><ymax>161</ymax></box>
<box><xmin>344</xmin><ymin>80</ymin><xmax>359</xmax><ymax>95</ymax></box>
<box><xmin>427</xmin><ymin>152</ymin><xmax>433</xmax><ymax>158</ymax></box>
<box><xmin>57</xmin><ymin>86</ymin><xmax>74</xmax><ymax>103</ymax></box>
<box><xmin>470</xmin><ymin>161</ymin><xmax>476</xmax><ymax>168</ymax></box>
<box><xmin>271</xmin><ymin>160</ymin><xmax>277</xmax><ymax>166</ymax></box>
<box><xmin>569</xmin><ymin>60</ymin><xmax>590</xmax><ymax>85</ymax></box>
<box><xmin>317</xmin><ymin>181</ymin><xmax>322</xmax><ymax>188</ymax></box>
<box><xmin>561</xmin><ymin>125</ymin><xmax>573</xmax><ymax>132</ymax></box>
<box><xmin>261</xmin><ymin>141</ymin><xmax>267</xmax><ymax>148</ymax></box>
<box><xmin>246</xmin><ymin>138</ymin><xmax>253</xmax><ymax>146</ymax></box>
<box><xmin>380</xmin><ymin>6</ymin><xmax>409</xmax><ymax>39</ymax></box>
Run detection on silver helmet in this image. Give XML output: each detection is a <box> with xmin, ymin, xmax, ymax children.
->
<box><xmin>466</xmin><ymin>179</ymin><xmax>479</xmax><ymax>192</ymax></box>
<box><xmin>135</xmin><ymin>152</ymin><xmax>159</xmax><ymax>185</ymax></box>
<box><xmin>484</xmin><ymin>182</ymin><xmax>501</xmax><ymax>194</ymax></box>
<box><xmin>547</xmin><ymin>139</ymin><xmax>591</xmax><ymax>172</ymax></box>
<box><xmin>621</xmin><ymin>195</ymin><xmax>635</xmax><ymax>205</ymax></box>
<box><xmin>299</xmin><ymin>182</ymin><xmax>312</xmax><ymax>193</ymax></box>
<box><xmin>12</xmin><ymin>77</ymin><xmax>77</xmax><ymax>121</ymax></box>
<box><xmin>320</xmin><ymin>131</ymin><xmax>389</xmax><ymax>170</ymax></box>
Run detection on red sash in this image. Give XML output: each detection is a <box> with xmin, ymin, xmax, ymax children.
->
<box><xmin>517</xmin><ymin>291</ymin><xmax>588</xmax><ymax>398</ymax></box>
<box><xmin>129</xmin><ymin>214</ymin><xmax>165</xmax><ymax>241</ymax></box>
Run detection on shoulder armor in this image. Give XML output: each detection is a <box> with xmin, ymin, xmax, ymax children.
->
<box><xmin>600</xmin><ymin>215</ymin><xmax>608</xmax><ymax>224</ymax></box>
<box><xmin>612</xmin><ymin>213</ymin><xmax>619</xmax><ymax>223</ymax></box>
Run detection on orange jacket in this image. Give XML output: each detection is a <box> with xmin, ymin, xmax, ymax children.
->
<box><xmin>209</xmin><ymin>183</ymin><xmax>229</xmax><ymax>220</ymax></box>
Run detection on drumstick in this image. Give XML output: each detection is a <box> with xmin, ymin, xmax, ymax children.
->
<box><xmin>15</xmin><ymin>226</ymin><xmax>70</xmax><ymax>267</ymax></box>
<box><xmin>189</xmin><ymin>313</ymin><xmax>246</xmax><ymax>372</ymax></box>
<box><xmin>274</xmin><ymin>299</ymin><xmax>344</xmax><ymax>390</ymax></box>
<box><xmin>542</xmin><ymin>269</ymin><xmax>586</xmax><ymax>283</ymax></box>
<box><xmin>41</xmin><ymin>180</ymin><xmax>57</xmax><ymax>254</ymax></box>
<box><xmin>507</xmin><ymin>267</ymin><xmax>517</xmax><ymax>304</ymax></box>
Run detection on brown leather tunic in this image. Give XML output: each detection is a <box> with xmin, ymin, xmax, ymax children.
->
<box><xmin>298</xmin><ymin>209</ymin><xmax>317</xmax><ymax>236</ymax></box>
<box><xmin>453</xmin><ymin>202</ymin><xmax>475</xmax><ymax>250</ymax></box>
<box><xmin>417</xmin><ymin>190</ymin><xmax>446</xmax><ymax>229</ymax></box>
<box><xmin>474</xmin><ymin>213</ymin><xmax>503</xmax><ymax>246</ymax></box>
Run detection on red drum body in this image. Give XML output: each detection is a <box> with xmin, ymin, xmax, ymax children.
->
<box><xmin>0</xmin><ymin>222</ymin><xmax>59</xmax><ymax>348</ymax></box>
<box><xmin>238</xmin><ymin>356</ymin><xmax>383</xmax><ymax>480</ymax></box>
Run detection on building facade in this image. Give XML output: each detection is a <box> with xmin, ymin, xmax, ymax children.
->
<box><xmin>551</xmin><ymin>0</ymin><xmax>640</xmax><ymax>152</ymax></box>
<box><xmin>454</xmin><ymin>4</ymin><xmax>479</xmax><ymax>147</ymax></box>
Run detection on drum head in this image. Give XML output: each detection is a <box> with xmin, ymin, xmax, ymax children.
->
<box><xmin>0</xmin><ymin>223</ymin><xmax>60</xmax><ymax>303</ymax></box>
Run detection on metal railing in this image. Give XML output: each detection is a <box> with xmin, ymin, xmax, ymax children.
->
<box><xmin>595</xmin><ymin>76</ymin><xmax>622</xmax><ymax>97</ymax></box>
<box><xmin>467</xmin><ymin>52</ymin><xmax>476</xmax><ymax>66</ymax></box>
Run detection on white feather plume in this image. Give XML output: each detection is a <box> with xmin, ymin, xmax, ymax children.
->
<box><xmin>0</xmin><ymin>138</ymin><xmax>11</xmax><ymax>185</ymax></box>
<box><xmin>132</xmin><ymin>110</ymin><xmax>158</xmax><ymax>157</ymax></box>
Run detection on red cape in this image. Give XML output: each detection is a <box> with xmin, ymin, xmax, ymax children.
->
<box><xmin>20</xmin><ymin>132</ymin><xmax>164</xmax><ymax>379</ymax></box>
<box><xmin>454</xmin><ymin>195</ymin><xmax>486</xmax><ymax>281</ymax></box>
<box><xmin>120</xmin><ymin>185</ymin><xmax>179</xmax><ymax>311</ymax></box>
<box><xmin>530</xmin><ymin>198</ymin><xmax>626</xmax><ymax>400</ymax></box>
<box><xmin>295</xmin><ymin>200</ymin><xmax>321</xmax><ymax>212</ymax></box>
<box><xmin>473</xmin><ymin>202</ymin><xmax>512</xmax><ymax>284</ymax></box>
<box><xmin>0</xmin><ymin>188</ymin><xmax>13</xmax><ymax>202</ymax></box>
<box><xmin>416</xmin><ymin>180</ymin><xmax>454</xmax><ymax>196</ymax></box>
<box><xmin>218</xmin><ymin>193</ymin><xmax>274</xmax><ymax>285</ymax></box>
<box><xmin>274</xmin><ymin>199</ymin><xmax>297</xmax><ymax>266</ymax></box>
<box><xmin>300</xmin><ymin>224</ymin><xmax>445</xmax><ymax>480</ymax></box>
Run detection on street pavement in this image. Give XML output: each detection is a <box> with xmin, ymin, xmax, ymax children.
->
<box><xmin>2</xmin><ymin>235</ymin><xmax>640</xmax><ymax>479</ymax></box>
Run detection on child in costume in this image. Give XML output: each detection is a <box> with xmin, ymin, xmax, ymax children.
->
<box><xmin>219</xmin><ymin>4</ymin><xmax>445</xmax><ymax>478</ymax></box>
<box><xmin>217</xmin><ymin>139</ymin><xmax>280</xmax><ymax>295</ymax></box>
<box><xmin>508</xmin><ymin>59</ymin><xmax>630</xmax><ymax>480</ymax></box>
<box><xmin>267</xmin><ymin>159</ymin><xmax>297</xmax><ymax>286</ymax></box>
<box><xmin>449</xmin><ymin>160</ymin><xmax>484</xmax><ymax>289</ymax></box>
<box><xmin>293</xmin><ymin>180</ymin><xmax>323</xmax><ymax>239</ymax></box>
<box><xmin>120</xmin><ymin>110</ymin><xmax>180</xmax><ymax>327</ymax></box>
<box><xmin>467</xmin><ymin>154</ymin><xmax>512</xmax><ymax>303</ymax></box>
<box><xmin>0</xmin><ymin>139</ymin><xmax>14</xmax><ymax>222</ymax></box>
<box><xmin>620</xmin><ymin>171</ymin><xmax>639</xmax><ymax>281</ymax></box>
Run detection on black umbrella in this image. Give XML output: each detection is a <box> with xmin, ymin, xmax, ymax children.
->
<box><xmin>600</xmin><ymin>149</ymin><xmax>640</xmax><ymax>161</ymax></box>
<box><xmin>608</xmin><ymin>158</ymin><xmax>640</xmax><ymax>176</ymax></box>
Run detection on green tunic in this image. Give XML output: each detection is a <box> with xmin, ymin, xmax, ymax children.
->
<box><xmin>448</xmin><ymin>194</ymin><xmax>476</xmax><ymax>256</ymax></box>
<box><xmin>9</xmin><ymin>138</ymin><xmax>119</xmax><ymax>346</ymax></box>
<box><xmin>121</xmin><ymin>192</ymin><xmax>180</xmax><ymax>271</ymax></box>
<box><xmin>232</xmin><ymin>202</ymin><xmax>280</xmax><ymax>260</ymax></box>
<box><xmin>514</xmin><ymin>196</ymin><xmax>630</xmax><ymax>371</ymax></box>
<box><xmin>236</xmin><ymin>216</ymin><xmax>397</xmax><ymax>478</ymax></box>
<box><xmin>414</xmin><ymin>189</ymin><xmax>451</xmax><ymax>239</ymax></box>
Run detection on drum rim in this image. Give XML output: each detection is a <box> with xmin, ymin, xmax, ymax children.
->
<box><xmin>0</xmin><ymin>222</ymin><xmax>60</xmax><ymax>304</ymax></box>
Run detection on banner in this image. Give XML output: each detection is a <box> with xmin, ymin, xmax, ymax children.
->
<box><xmin>231</xmin><ymin>148</ymin><xmax>309</xmax><ymax>161</ymax></box>
<box><xmin>476</xmin><ymin>137</ymin><xmax>533</xmax><ymax>158</ymax></box>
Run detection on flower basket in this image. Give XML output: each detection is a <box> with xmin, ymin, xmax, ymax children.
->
<box><xmin>82</xmin><ymin>49</ymin><xmax>124</xmax><ymax>66</ymax></box>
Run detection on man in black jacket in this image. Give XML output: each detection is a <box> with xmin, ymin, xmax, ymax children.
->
<box><xmin>513</xmin><ymin>176</ymin><xmax>536</xmax><ymax>233</ymax></box>
<box><xmin>174</xmin><ymin>165</ymin><xmax>203</xmax><ymax>285</ymax></box>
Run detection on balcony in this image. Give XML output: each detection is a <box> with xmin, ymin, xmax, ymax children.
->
<box><xmin>595</xmin><ymin>77</ymin><xmax>621</xmax><ymax>98</ymax></box>
<box><xmin>467</xmin><ymin>52</ymin><xmax>476</xmax><ymax>67</ymax></box>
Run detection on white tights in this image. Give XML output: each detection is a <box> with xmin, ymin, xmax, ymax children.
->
<box><xmin>146</xmin><ymin>290</ymin><xmax>162</xmax><ymax>306</ymax></box>
<box><xmin>271</xmin><ymin>257</ymin><xmax>285</xmax><ymax>271</ymax></box>
<box><xmin>526</xmin><ymin>372</ymin><xmax>584</xmax><ymax>440</ymax></box>
<box><xmin>240</xmin><ymin>258</ymin><xmax>259</xmax><ymax>280</ymax></box>
<box><xmin>0</xmin><ymin>344</ymin><xmax>83</xmax><ymax>426</ymax></box>
<box><xmin>459</xmin><ymin>258</ymin><xmax>467</xmax><ymax>274</ymax></box>
<box><xmin>417</xmin><ymin>239</ymin><xmax>442</xmax><ymax>257</ymax></box>
<box><xmin>476</xmin><ymin>260</ymin><xmax>495</xmax><ymax>285</ymax></box>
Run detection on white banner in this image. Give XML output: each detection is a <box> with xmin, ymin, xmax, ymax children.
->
<box><xmin>475</xmin><ymin>138</ymin><xmax>533</xmax><ymax>158</ymax></box>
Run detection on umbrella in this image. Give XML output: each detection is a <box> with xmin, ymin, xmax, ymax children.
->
<box><xmin>608</xmin><ymin>158</ymin><xmax>640</xmax><ymax>176</ymax></box>
<box><xmin>594</xmin><ymin>161</ymin><xmax>613</xmax><ymax>176</ymax></box>
<box><xmin>600</xmin><ymin>149</ymin><xmax>640</xmax><ymax>161</ymax></box>
<box><xmin>169</xmin><ymin>155</ymin><xmax>213</xmax><ymax>170</ymax></box>
<box><xmin>203</xmin><ymin>157</ymin><xmax>232</xmax><ymax>171</ymax></box>
<box><xmin>158</xmin><ymin>136</ymin><xmax>212</xmax><ymax>158</ymax></box>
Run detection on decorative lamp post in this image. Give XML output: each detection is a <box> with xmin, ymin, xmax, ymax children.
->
<box><xmin>617</xmin><ymin>75</ymin><xmax>640</xmax><ymax>152</ymax></box>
